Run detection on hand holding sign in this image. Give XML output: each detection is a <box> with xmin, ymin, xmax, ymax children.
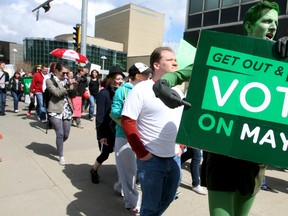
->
<box><xmin>153</xmin><ymin>79</ymin><xmax>191</xmax><ymax>108</ymax></box>
<box><xmin>276</xmin><ymin>36</ymin><xmax>288</xmax><ymax>58</ymax></box>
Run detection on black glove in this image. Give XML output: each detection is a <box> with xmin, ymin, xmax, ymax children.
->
<box><xmin>153</xmin><ymin>79</ymin><xmax>191</xmax><ymax>109</ymax></box>
<box><xmin>276</xmin><ymin>36</ymin><xmax>288</xmax><ymax>58</ymax></box>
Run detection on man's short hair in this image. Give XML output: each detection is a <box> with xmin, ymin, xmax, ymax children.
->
<box><xmin>150</xmin><ymin>47</ymin><xmax>174</xmax><ymax>71</ymax></box>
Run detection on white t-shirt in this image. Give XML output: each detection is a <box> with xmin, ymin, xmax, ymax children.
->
<box><xmin>122</xmin><ymin>79</ymin><xmax>184</xmax><ymax>157</ymax></box>
<box><xmin>42</xmin><ymin>73</ymin><xmax>51</xmax><ymax>91</ymax></box>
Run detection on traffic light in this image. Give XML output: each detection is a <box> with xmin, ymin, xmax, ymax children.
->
<box><xmin>42</xmin><ymin>3</ymin><xmax>51</xmax><ymax>12</ymax></box>
<box><xmin>73</xmin><ymin>24</ymin><xmax>81</xmax><ymax>51</ymax></box>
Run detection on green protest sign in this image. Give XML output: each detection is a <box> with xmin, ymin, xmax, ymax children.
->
<box><xmin>177</xmin><ymin>30</ymin><xmax>288</xmax><ymax>168</ymax></box>
<box><xmin>22</xmin><ymin>77</ymin><xmax>32</xmax><ymax>94</ymax></box>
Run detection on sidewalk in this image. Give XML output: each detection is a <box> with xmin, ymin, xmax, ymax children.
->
<box><xmin>0</xmin><ymin>96</ymin><xmax>287</xmax><ymax>216</ymax></box>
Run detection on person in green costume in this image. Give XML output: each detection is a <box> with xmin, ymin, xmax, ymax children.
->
<box><xmin>153</xmin><ymin>1</ymin><xmax>287</xmax><ymax>216</ymax></box>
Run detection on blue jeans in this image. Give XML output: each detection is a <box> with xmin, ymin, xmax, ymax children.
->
<box><xmin>88</xmin><ymin>95</ymin><xmax>96</xmax><ymax>119</ymax></box>
<box><xmin>137</xmin><ymin>155</ymin><xmax>180</xmax><ymax>216</ymax></box>
<box><xmin>35</xmin><ymin>93</ymin><xmax>46</xmax><ymax>121</ymax></box>
<box><xmin>181</xmin><ymin>147</ymin><xmax>202</xmax><ymax>187</ymax></box>
<box><xmin>11</xmin><ymin>91</ymin><xmax>22</xmax><ymax>110</ymax></box>
<box><xmin>48</xmin><ymin>116</ymin><xmax>72</xmax><ymax>157</ymax></box>
<box><xmin>0</xmin><ymin>89</ymin><xmax>6</xmax><ymax>113</ymax></box>
<box><xmin>261</xmin><ymin>176</ymin><xmax>267</xmax><ymax>189</ymax></box>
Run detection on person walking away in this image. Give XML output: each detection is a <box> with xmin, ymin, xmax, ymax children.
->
<box><xmin>110</xmin><ymin>63</ymin><xmax>152</xmax><ymax>214</ymax></box>
<box><xmin>153</xmin><ymin>2</ymin><xmax>288</xmax><ymax>215</ymax></box>
<box><xmin>72</xmin><ymin>67</ymin><xmax>87</xmax><ymax>128</ymax></box>
<box><xmin>0</xmin><ymin>61</ymin><xmax>10</xmax><ymax>116</ymax></box>
<box><xmin>26</xmin><ymin>66</ymin><xmax>40</xmax><ymax>117</ymax></box>
<box><xmin>121</xmin><ymin>47</ymin><xmax>184</xmax><ymax>215</ymax></box>
<box><xmin>90</xmin><ymin>65</ymin><xmax>125</xmax><ymax>184</ymax></box>
<box><xmin>9</xmin><ymin>71</ymin><xmax>23</xmax><ymax>113</ymax></box>
<box><xmin>46</xmin><ymin>62</ymin><xmax>78</xmax><ymax>165</ymax></box>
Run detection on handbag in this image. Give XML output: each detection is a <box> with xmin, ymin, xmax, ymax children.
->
<box><xmin>83</xmin><ymin>89</ymin><xmax>90</xmax><ymax>99</ymax></box>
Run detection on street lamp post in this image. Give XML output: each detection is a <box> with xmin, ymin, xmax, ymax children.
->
<box><xmin>100</xmin><ymin>56</ymin><xmax>107</xmax><ymax>70</ymax></box>
<box><xmin>13</xmin><ymin>48</ymin><xmax>18</xmax><ymax>67</ymax></box>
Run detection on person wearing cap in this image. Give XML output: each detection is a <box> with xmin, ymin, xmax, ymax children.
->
<box><xmin>121</xmin><ymin>47</ymin><xmax>184</xmax><ymax>215</ymax></box>
<box><xmin>110</xmin><ymin>62</ymin><xmax>152</xmax><ymax>214</ymax></box>
<box><xmin>90</xmin><ymin>65</ymin><xmax>125</xmax><ymax>184</ymax></box>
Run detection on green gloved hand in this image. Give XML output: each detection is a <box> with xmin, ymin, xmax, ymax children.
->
<box><xmin>276</xmin><ymin>36</ymin><xmax>288</xmax><ymax>58</ymax></box>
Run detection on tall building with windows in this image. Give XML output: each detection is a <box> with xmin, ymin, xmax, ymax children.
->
<box><xmin>185</xmin><ymin>0</ymin><xmax>288</xmax><ymax>47</ymax></box>
<box><xmin>95</xmin><ymin>4</ymin><xmax>165</xmax><ymax>67</ymax></box>
<box><xmin>23</xmin><ymin>37</ymin><xmax>127</xmax><ymax>71</ymax></box>
<box><xmin>1</xmin><ymin>4</ymin><xmax>164</xmax><ymax>72</ymax></box>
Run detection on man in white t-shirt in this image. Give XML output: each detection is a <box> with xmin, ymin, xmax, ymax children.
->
<box><xmin>122</xmin><ymin>47</ymin><xmax>184</xmax><ymax>215</ymax></box>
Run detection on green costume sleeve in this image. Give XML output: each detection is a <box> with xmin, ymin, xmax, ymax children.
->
<box><xmin>161</xmin><ymin>64</ymin><xmax>193</xmax><ymax>87</ymax></box>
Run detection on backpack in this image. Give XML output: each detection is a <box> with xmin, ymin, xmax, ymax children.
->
<box><xmin>43</xmin><ymin>76</ymin><xmax>58</xmax><ymax>109</ymax></box>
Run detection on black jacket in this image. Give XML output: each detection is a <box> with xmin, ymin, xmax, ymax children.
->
<box><xmin>95</xmin><ymin>85</ymin><xmax>116</xmax><ymax>140</ymax></box>
<box><xmin>9</xmin><ymin>78</ymin><xmax>23</xmax><ymax>92</ymax></box>
<box><xmin>74</xmin><ymin>74</ymin><xmax>87</xmax><ymax>96</ymax></box>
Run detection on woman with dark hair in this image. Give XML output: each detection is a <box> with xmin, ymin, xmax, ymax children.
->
<box><xmin>85</xmin><ymin>69</ymin><xmax>100</xmax><ymax>121</ymax></box>
<box><xmin>46</xmin><ymin>62</ymin><xmax>78</xmax><ymax>165</ymax></box>
<box><xmin>90</xmin><ymin>65</ymin><xmax>124</xmax><ymax>183</ymax></box>
<box><xmin>9</xmin><ymin>71</ymin><xmax>23</xmax><ymax>113</ymax></box>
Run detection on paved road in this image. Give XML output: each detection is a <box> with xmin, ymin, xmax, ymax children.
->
<box><xmin>0</xmin><ymin>96</ymin><xmax>287</xmax><ymax>216</ymax></box>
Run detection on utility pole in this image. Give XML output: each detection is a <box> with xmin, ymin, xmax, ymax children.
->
<box><xmin>80</xmin><ymin>0</ymin><xmax>88</xmax><ymax>56</ymax></box>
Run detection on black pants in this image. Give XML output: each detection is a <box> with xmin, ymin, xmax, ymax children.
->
<box><xmin>96</xmin><ymin>136</ymin><xmax>115</xmax><ymax>164</ymax></box>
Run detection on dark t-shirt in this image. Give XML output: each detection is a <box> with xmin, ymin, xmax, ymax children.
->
<box><xmin>89</xmin><ymin>79</ymin><xmax>100</xmax><ymax>97</ymax></box>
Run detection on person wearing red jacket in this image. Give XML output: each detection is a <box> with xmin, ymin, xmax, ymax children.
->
<box><xmin>29</xmin><ymin>64</ymin><xmax>49</xmax><ymax>122</ymax></box>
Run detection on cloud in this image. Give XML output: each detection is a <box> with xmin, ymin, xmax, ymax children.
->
<box><xmin>0</xmin><ymin>0</ymin><xmax>186</xmax><ymax>44</ymax></box>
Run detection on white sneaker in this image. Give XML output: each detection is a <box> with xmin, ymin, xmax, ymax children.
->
<box><xmin>191</xmin><ymin>185</ymin><xmax>207</xmax><ymax>195</ymax></box>
<box><xmin>59</xmin><ymin>156</ymin><xmax>66</xmax><ymax>166</ymax></box>
<box><xmin>14</xmin><ymin>110</ymin><xmax>18</xmax><ymax>113</ymax></box>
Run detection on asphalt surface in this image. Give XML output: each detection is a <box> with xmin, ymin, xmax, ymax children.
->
<box><xmin>0</xmin><ymin>96</ymin><xmax>287</xmax><ymax>216</ymax></box>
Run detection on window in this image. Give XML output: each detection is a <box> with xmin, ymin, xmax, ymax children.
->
<box><xmin>223</xmin><ymin>0</ymin><xmax>239</xmax><ymax>7</ymax></box>
<box><xmin>205</xmin><ymin>0</ymin><xmax>220</xmax><ymax>10</ymax></box>
<box><xmin>220</xmin><ymin>6</ymin><xmax>239</xmax><ymax>23</ymax></box>
<box><xmin>189</xmin><ymin>0</ymin><xmax>204</xmax><ymax>13</ymax></box>
<box><xmin>187</xmin><ymin>14</ymin><xmax>202</xmax><ymax>28</ymax></box>
<box><xmin>204</xmin><ymin>10</ymin><xmax>219</xmax><ymax>26</ymax></box>
<box><xmin>240</xmin><ymin>2</ymin><xmax>256</xmax><ymax>21</ymax></box>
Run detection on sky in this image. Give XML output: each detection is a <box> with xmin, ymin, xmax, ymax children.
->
<box><xmin>0</xmin><ymin>0</ymin><xmax>188</xmax><ymax>46</ymax></box>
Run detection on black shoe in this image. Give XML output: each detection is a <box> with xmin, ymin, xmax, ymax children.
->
<box><xmin>0</xmin><ymin>112</ymin><xmax>6</xmax><ymax>116</ymax></box>
<box><xmin>261</xmin><ymin>186</ymin><xmax>278</xmax><ymax>193</ymax></box>
<box><xmin>90</xmin><ymin>168</ymin><xmax>99</xmax><ymax>184</ymax></box>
